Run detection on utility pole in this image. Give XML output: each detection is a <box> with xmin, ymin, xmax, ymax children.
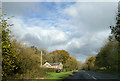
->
<box><xmin>41</xmin><ymin>51</ymin><xmax>42</xmax><ymax>67</ymax></box>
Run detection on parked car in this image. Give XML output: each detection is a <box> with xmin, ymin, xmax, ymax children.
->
<box><xmin>56</xmin><ymin>69</ymin><xmax>61</xmax><ymax>73</ymax></box>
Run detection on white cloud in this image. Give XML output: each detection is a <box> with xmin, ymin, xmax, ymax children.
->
<box><xmin>11</xmin><ymin>18</ymin><xmax>68</xmax><ymax>48</ymax></box>
<box><xmin>64</xmin><ymin>2</ymin><xmax>117</xmax><ymax>32</ymax></box>
<box><xmin>64</xmin><ymin>6</ymin><xmax>79</xmax><ymax>17</ymax></box>
<box><xmin>7</xmin><ymin>2</ymin><xmax>118</xmax><ymax>62</ymax></box>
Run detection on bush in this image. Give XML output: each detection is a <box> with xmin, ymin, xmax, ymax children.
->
<box><xmin>4</xmin><ymin>42</ymin><xmax>48</xmax><ymax>79</ymax></box>
<box><xmin>44</xmin><ymin>68</ymin><xmax>57</xmax><ymax>72</ymax></box>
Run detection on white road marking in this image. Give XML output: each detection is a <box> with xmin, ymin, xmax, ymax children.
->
<box><xmin>92</xmin><ymin>76</ymin><xmax>97</xmax><ymax>80</ymax></box>
<box><xmin>87</xmin><ymin>73</ymin><xmax>97</xmax><ymax>80</ymax></box>
<box><xmin>87</xmin><ymin>74</ymin><xmax>90</xmax><ymax>76</ymax></box>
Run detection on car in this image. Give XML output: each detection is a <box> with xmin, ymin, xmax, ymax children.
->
<box><xmin>56</xmin><ymin>69</ymin><xmax>61</xmax><ymax>73</ymax></box>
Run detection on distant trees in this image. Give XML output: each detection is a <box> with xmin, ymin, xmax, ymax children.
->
<box><xmin>83</xmin><ymin>56</ymin><xmax>96</xmax><ymax>70</ymax></box>
<box><xmin>83</xmin><ymin>40</ymin><xmax>119</xmax><ymax>73</ymax></box>
<box><xmin>31</xmin><ymin>46</ymin><xmax>39</xmax><ymax>54</ymax></box>
<box><xmin>95</xmin><ymin>41</ymin><xmax>119</xmax><ymax>72</ymax></box>
<box><xmin>47</xmin><ymin>50</ymin><xmax>70</xmax><ymax>64</ymax></box>
<box><xmin>82</xmin><ymin>39</ymin><xmax>119</xmax><ymax>72</ymax></box>
<box><xmin>45</xmin><ymin>50</ymin><xmax>79</xmax><ymax>71</ymax></box>
<box><xmin>64</xmin><ymin>57</ymin><xmax>79</xmax><ymax>71</ymax></box>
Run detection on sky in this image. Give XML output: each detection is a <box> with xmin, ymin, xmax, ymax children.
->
<box><xmin>2</xmin><ymin>2</ymin><xmax>118</xmax><ymax>62</ymax></box>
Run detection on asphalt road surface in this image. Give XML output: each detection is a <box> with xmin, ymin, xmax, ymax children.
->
<box><xmin>62</xmin><ymin>70</ymin><xmax>120</xmax><ymax>81</ymax></box>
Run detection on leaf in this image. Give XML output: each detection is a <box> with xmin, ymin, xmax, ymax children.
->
<box><xmin>0</xmin><ymin>8</ymin><xmax>4</xmax><ymax>9</ymax></box>
<box><xmin>0</xmin><ymin>14</ymin><xmax>3</xmax><ymax>17</ymax></box>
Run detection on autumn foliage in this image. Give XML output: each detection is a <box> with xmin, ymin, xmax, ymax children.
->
<box><xmin>45</xmin><ymin>50</ymin><xmax>79</xmax><ymax>71</ymax></box>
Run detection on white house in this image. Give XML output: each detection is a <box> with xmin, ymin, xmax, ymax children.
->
<box><xmin>43</xmin><ymin>62</ymin><xmax>63</xmax><ymax>69</ymax></box>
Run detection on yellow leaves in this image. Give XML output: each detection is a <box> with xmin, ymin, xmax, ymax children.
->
<box><xmin>8</xmin><ymin>63</ymin><xmax>10</xmax><ymax>65</ymax></box>
<box><xmin>2</xmin><ymin>24</ymin><xmax>4</xmax><ymax>27</ymax></box>
<box><xmin>2</xmin><ymin>71</ymin><xmax>6</xmax><ymax>77</ymax></box>
<box><xmin>4</xmin><ymin>52</ymin><xmax>9</xmax><ymax>55</ymax></box>
<box><xmin>7</xmin><ymin>16</ymin><xmax>12</xmax><ymax>19</ymax></box>
<box><xmin>1</xmin><ymin>13</ymin><xmax>20</xmax><ymax>77</ymax></box>
<box><xmin>0</xmin><ymin>8</ymin><xmax>4</xmax><ymax>9</ymax></box>
<box><xmin>0</xmin><ymin>14</ymin><xmax>3</xmax><ymax>17</ymax></box>
<box><xmin>13</xmin><ymin>65</ymin><xmax>16</xmax><ymax>68</ymax></box>
<box><xmin>8</xmin><ymin>16</ymin><xmax>14</xmax><ymax>19</ymax></box>
<box><xmin>13</xmin><ymin>55</ymin><xmax>16</xmax><ymax>57</ymax></box>
<box><xmin>8</xmin><ymin>44</ymin><xmax>10</xmax><ymax>47</ymax></box>
<box><xmin>16</xmin><ymin>67</ymin><xmax>18</xmax><ymax>69</ymax></box>
<box><xmin>12</xmin><ymin>61</ymin><xmax>14</xmax><ymax>64</ymax></box>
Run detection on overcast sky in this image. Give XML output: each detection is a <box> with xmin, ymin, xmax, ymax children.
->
<box><xmin>2</xmin><ymin>2</ymin><xmax>118</xmax><ymax>62</ymax></box>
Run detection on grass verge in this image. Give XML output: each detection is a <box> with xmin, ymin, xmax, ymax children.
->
<box><xmin>46</xmin><ymin>71</ymin><xmax>73</xmax><ymax>79</ymax></box>
<box><xmin>95</xmin><ymin>70</ymin><xmax>120</xmax><ymax>77</ymax></box>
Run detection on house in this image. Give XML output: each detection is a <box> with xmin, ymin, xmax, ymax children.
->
<box><xmin>43</xmin><ymin>62</ymin><xmax>63</xmax><ymax>69</ymax></box>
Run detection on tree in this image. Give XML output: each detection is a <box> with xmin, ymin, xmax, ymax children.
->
<box><xmin>64</xmin><ymin>57</ymin><xmax>79</xmax><ymax>71</ymax></box>
<box><xmin>85</xmin><ymin>56</ymin><xmax>96</xmax><ymax>70</ymax></box>
<box><xmin>95</xmin><ymin>41</ymin><xmax>119</xmax><ymax>71</ymax></box>
<box><xmin>18</xmin><ymin>46</ymin><xmax>41</xmax><ymax>73</ymax></box>
<box><xmin>46</xmin><ymin>50</ymin><xmax>79</xmax><ymax>71</ymax></box>
<box><xmin>31</xmin><ymin>46</ymin><xmax>38</xmax><ymax>54</ymax></box>
<box><xmin>48</xmin><ymin>50</ymin><xmax>70</xmax><ymax>64</ymax></box>
<box><xmin>110</xmin><ymin>14</ymin><xmax>120</xmax><ymax>42</ymax></box>
<box><xmin>0</xmin><ymin>10</ymin><xmax>20</xmax><ymax>77</ymax></box>
<box><xmin>110</xmin><ymin>3</ymin><xmax>120</xmax><ymax>72</ymax></box>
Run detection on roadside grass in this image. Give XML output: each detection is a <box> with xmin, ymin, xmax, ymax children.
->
<box><xmin>96</xmin><ymin>70</ymin><xmax>120</xmax><ymax>77</ymax></box>
<box><xmin>73</xmin><ymin>70</ymin><xmax>78</xmax><ymax>72</ymax></box>
<box><xmin>46</xmin><ymin>71</ymin><xmax>73</xmax><ymax>79</ymax></box>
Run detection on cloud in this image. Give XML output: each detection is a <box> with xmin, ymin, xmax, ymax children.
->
<box><xmin>5</xmin><ymin>2</ymin><xmax>118</xmax><ymax>62</ymax></box>
<box><xmin>64</xmin><ymin>2</ymin><xmax>117</xmax><ymax>32</ymax></box>
<box><xmin>11</xmin><ymin>18</ymin><xmax>68</xmax><ymax>48</ymax></box>
<box><xmin>63</xmin><ymin>2</ymin><xmax>117</xmax><ymax>62</ymax></box>
<box><xmin>11</xmin><ymin>17</ymin><xmax>112</xmax><ymax>62</ymax></box>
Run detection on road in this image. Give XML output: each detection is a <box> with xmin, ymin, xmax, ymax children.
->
<box><xmin>62</xmin><ymin>70</ymin><xmax>120</xmax><ymax>81</ymax></box>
